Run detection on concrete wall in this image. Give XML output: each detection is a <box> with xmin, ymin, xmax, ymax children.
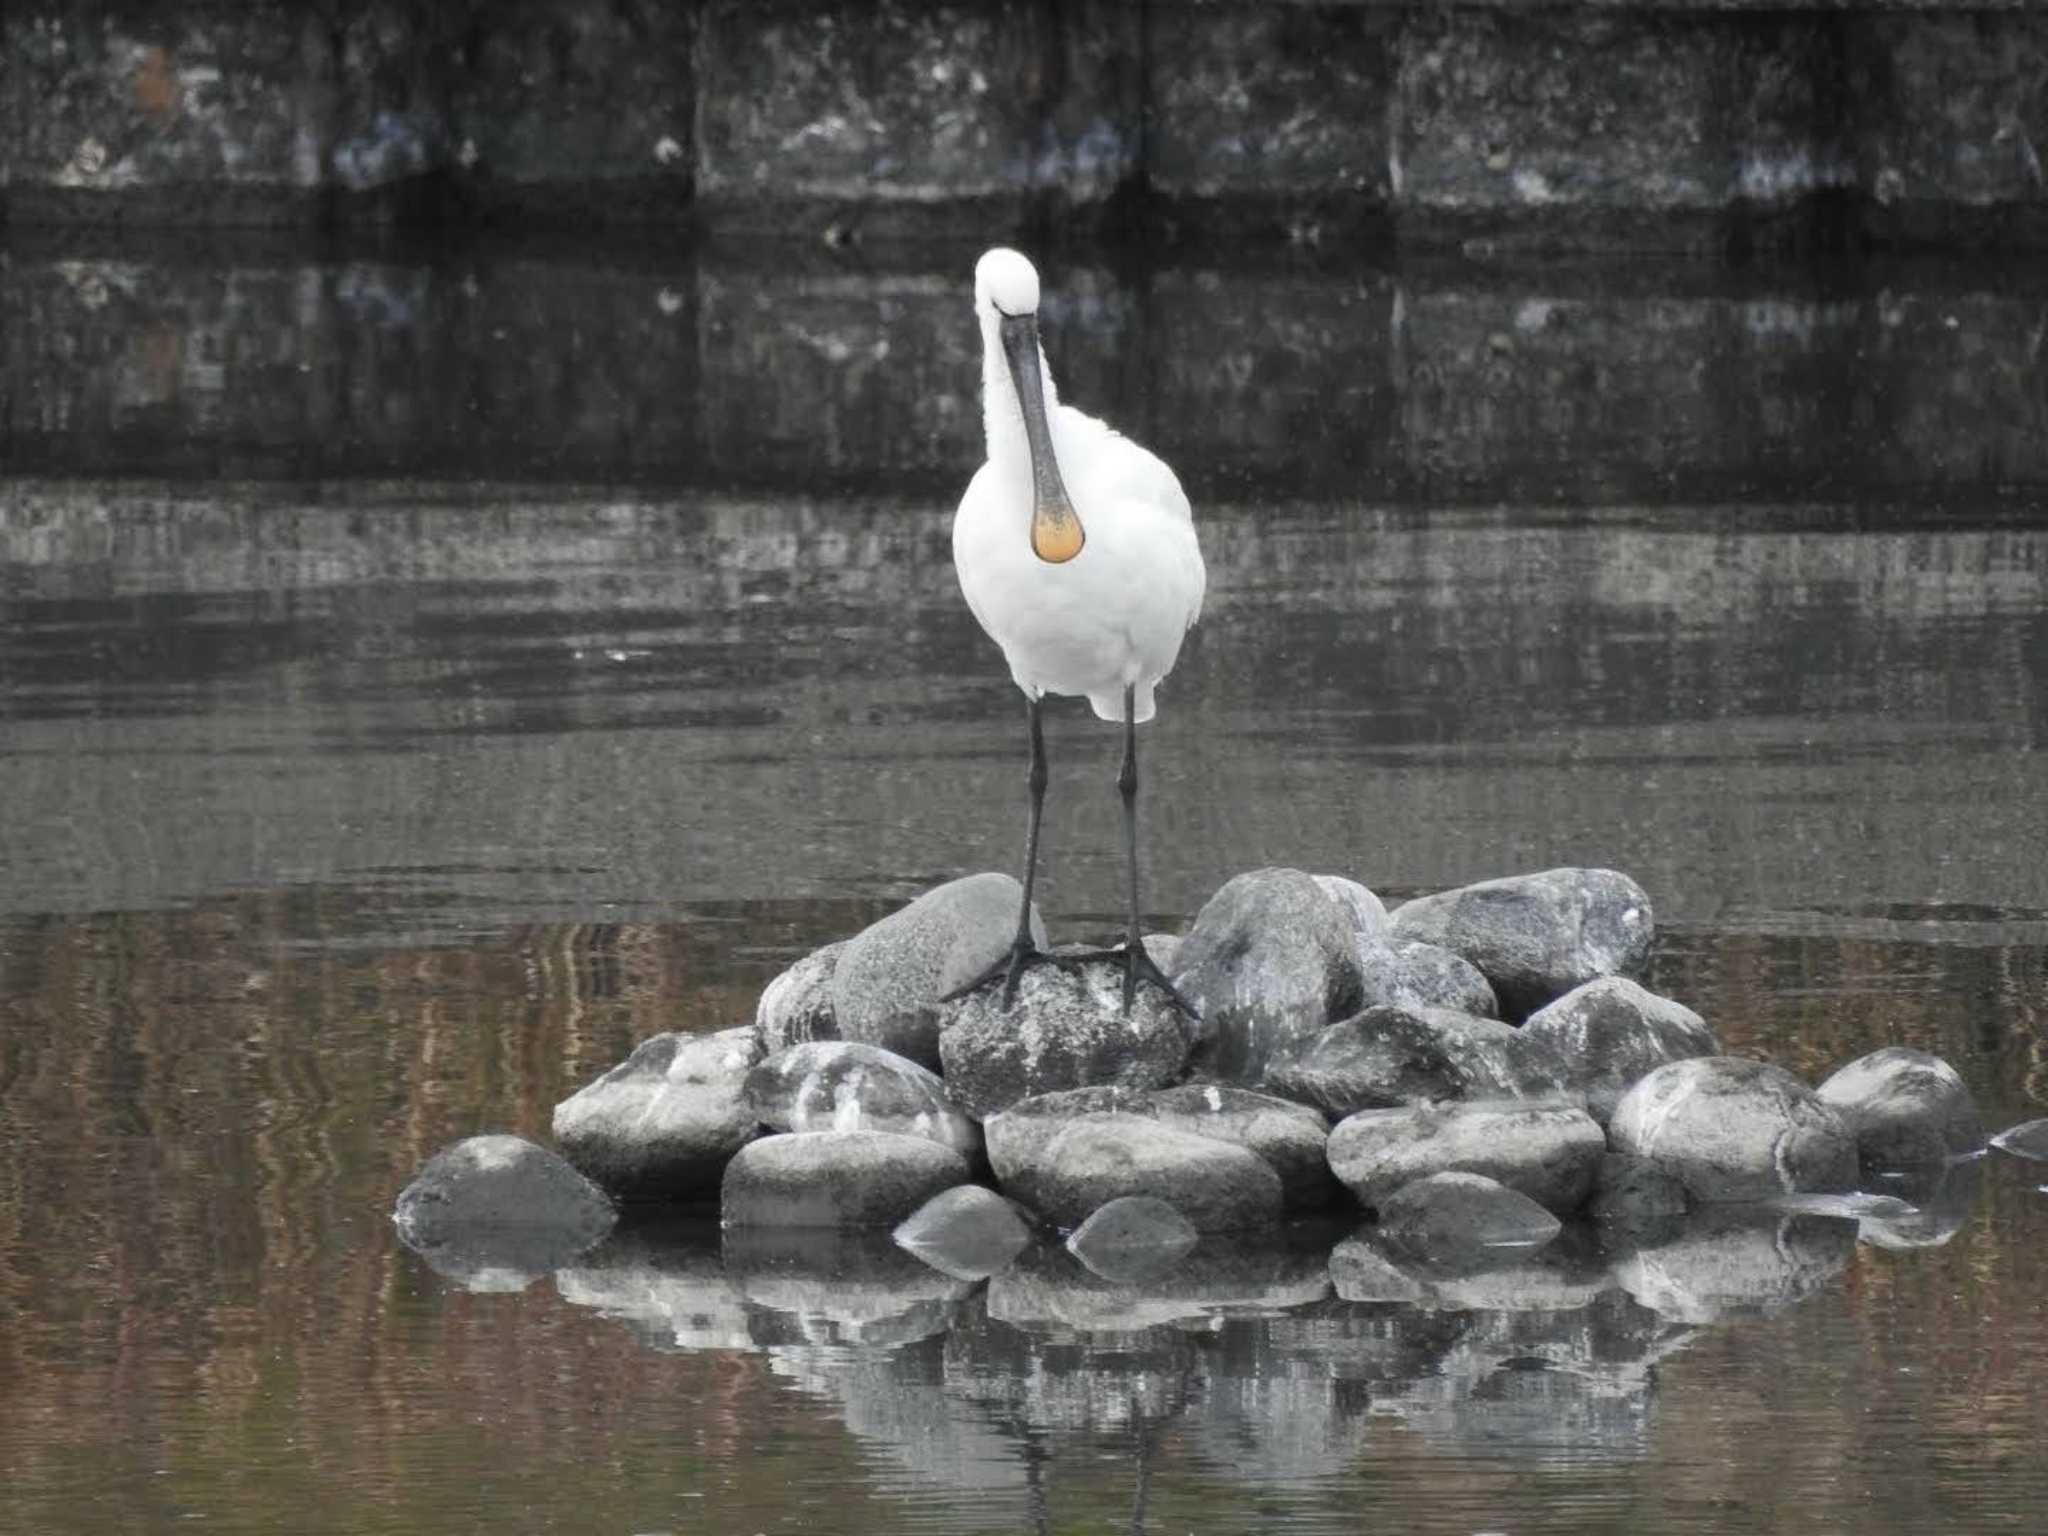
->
<box><xmin>4</xmin><ymin>2</ymin><xmax>2047</xmax><ymax>248</ymax></box>
<box><xmin>6</xmin><ymin>247</ymin><xmax>2045</xmax><ymax>502</ymax></box>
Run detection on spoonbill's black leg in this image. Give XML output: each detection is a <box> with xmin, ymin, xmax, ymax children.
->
<box><xmin>944</xmin><ymin>695</ymin><xmax>1074</xmax><ymax>1007</ymax></box>
<box><xmin>1070</xmin><ymin>685</ymin><xmax>1200</xmax><ymax>1019</ymax></box>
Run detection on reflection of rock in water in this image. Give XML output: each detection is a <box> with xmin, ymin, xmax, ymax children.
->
<box><xmin>1364</xmin><ymin>1290</ymin><xmax>1695</xmax><ymax>1466</ymax></box>
<box><xmin>1858</xmin><ymin>1156</ymin><xmax>1983</xmax><ymax>1250</ymax></box>
<box><xmin>723</xmin><ymin>1226</ymin><xmax>974</xmax><ymax>1348</ymax></box>
<box><xmin>1612</xmin><ymin>1209</ymin><xmax>1858</xmax><ymax>1324</ymax></box>
<box><xmin>553</xmin><ymin>1218</ymin><xmax>753</xmax><ymax>1351</ymax></box>
<box><xmin>765</xmin><ymin>1331</ymin><xmax>1039</xmax><ymax>1530</ymax></box>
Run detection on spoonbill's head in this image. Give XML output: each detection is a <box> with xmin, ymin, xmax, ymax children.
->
<box><xmin>974</xmin><ymin>248</ymin><xmax>1082</xmax><ymax>565</ymax></box>
<box><xmin>974</xmin><ymin>247</ymin><xmax>1041</xmax><ymax>318</ymax></box>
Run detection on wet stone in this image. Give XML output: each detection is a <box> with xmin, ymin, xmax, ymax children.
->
<box><xmin>1140</xmin><ymin>1083</ymin><xmax>1337</xmax><ymax>1211</ymax></box>
<box><xmin>1389</xmin><ymin>867</ymin><xmax>1655</xmax><ymax>1020</ymax></box>
<box><xmin>1856</xmin><ymin>1157</ymin><xmax>1982</xmax><ymax>1252</ymax></box>
<box><xmin>720</xmin><ymin>1130</ymin><xmax>971</xmax><ymax>1230</ymax></box>
<box><xmin>745</xmin><ymin>1040</ymin><xmax>978</xmax><ymax>1157</ymax></box>
<box><xmin>1815</xmin><ymin>1046</ymin><xmax>1984</xmax><ymax>1170</ymax></box>
<box><xmin>1327</xmin><ymin>1101</ymin><xmax>1606</xmax><ymax>1218</ymax></box>
<box><xmin>936</xmin><ymin>954</ymin><xmax>1189</xmax><ymax>1121</ymax></box>
<box><xmin>1521</xmin><ymin>976</ymin><xmax>1719</xmax><ymax>1125</ymax></box>
<box><xmin>392</xmin><ymin>1134</ymin><xmax>617</xmax><ymax>1287</ymax></box>
<box><xmin>1265</xmin><ymin>1003</ymin><xmax>1572</xmax><ymax>1118</ymax></box>
<box><xmin>756</xmin><ymin>940</ymin><xmax>844</xmax><ymax>1053</ymax></box>
<box><xmin>1065</xmin><ymin>1195</ymin><xmax>1199</xmax><ymax>1284</ymax></box>
<box><xmin>1990</xmin><ymin>1117</ymin><xmax>2048</xmax><ymax>1161</ymax></box>
<box><xmin>892</xmin><ymin>1184</ymin><xmax>1034</xmax><ymax>1282</ymax></box>
<box><xmin>1170</xmin><ymin>867</ymin><xmax>1365</xmax><ymax>1082</ymax></box>
<box><xmin>1608</xmin><ymin>1057</ymin><xmax>1858</xmax><ymax>1205</ymax></box>
<box><xmin>831</xmin><ymin>872</ymin><xmax>1044</xmax><ymax>1071</ymax></box>
<box><xmin>990</xmin><ymin>1115</ymin><xmax>1284</xmax><ymax>1233</ymax></box>
<box><xmin>1356</xmin><ymin>938</ymin><xmax>1502</xmax><ymax>1020</ymax></box>
<box><xmin>1373</xmin><ymin>1171</ymin><xmax>1562</xmax><ymax>1262</ymax></box>
<box><xmin>553</xmin><ymin>1026</ymin><xmax>764</xmax><ymax>1203</ymax></box>
<box><xmin>1588</xmin><ymin>1153</ymin><xmax>1692</xmax><ymax>1238</ymax></box>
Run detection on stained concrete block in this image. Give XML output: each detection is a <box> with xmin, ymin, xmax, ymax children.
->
<box><xmin>1850</xmin><ymin>11</ymin><xmax>2048</xmax><ymax>243</ymax></box>
<box><xmin>1148</xmin><ymin>5</ymin><xmax>1395</xmax><ymax>201</ymax></box>
<box><xmin>694</xmin><ymin>0</ymin><xmax>1139</xmax><ymax>224</ymax></box>
<box><xmin>1394</xmin><ymin>9</ymin><xmax>1850</xmax><ymax>244</ymax></box>
<box><xmin>3</xmin><ymin>5</ymin><xmax>327</xmax><ymax>223</ymax></box>
<box><xmin>448</xmin><ymin>0</ymin><xmax>694</xmax><ymax>219</ymax></box>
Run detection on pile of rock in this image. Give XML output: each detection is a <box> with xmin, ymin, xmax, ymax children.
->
<box><xmin>394</xmin><ymin>866</ymin><xmax>1990</xmax><ymax>1277</ymax></box>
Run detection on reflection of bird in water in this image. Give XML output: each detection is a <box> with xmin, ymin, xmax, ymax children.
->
<box><xmin>949</xmin><ymin>248</ymin><xmax>1207</xmax><ymax>1017</ymax></box>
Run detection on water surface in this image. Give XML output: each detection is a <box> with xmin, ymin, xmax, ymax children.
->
<box><xmin>2</xmin><ymin>247</ymin><xmax>2046</xmax><ymax>1535</ymax></box>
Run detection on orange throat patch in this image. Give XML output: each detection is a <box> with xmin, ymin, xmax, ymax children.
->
<box><xmin>1030</xmin><ymin>503</ymin><xmax>1086</xmax><ymax>563</ymax></box>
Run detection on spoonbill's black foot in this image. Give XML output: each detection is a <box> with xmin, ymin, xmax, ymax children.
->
<box><xmin>1065</xmin><ymin>941</ymin><xmax>1202</xmax><ymax>1021</ymax></box>
<box><xmin>943</xmin><ymin>939</ymin><xmax>1080</xmax><ymax>1010</ymax></box>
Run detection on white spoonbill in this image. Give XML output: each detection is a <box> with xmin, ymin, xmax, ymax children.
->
<box><xmin>948</xmin><ymin>248</ymin><xmax>1207</xmax><ymax>1015</ymax></box>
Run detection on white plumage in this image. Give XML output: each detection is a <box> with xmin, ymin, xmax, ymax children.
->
<box><xmin>946</xmin><ymin>248</ymin><xmax>1207</xmax><ymax>1016</ymax></box>
<box><xmin>952</xmin><ymin>250</ymin><xmax>1206</xmax><ymax>722</ymax></box>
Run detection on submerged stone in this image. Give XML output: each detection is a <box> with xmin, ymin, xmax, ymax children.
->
<box><xmin>1373</xmin><ymin>1171</ymin><xmax>1563</xmax><ymax>1260</ymax></box>
<box><xmin>393</xmin><ymin>1134</ymin><xmax>616</xmax><ymax>1287</ymax></box>
<box><xmin>1990</xmin><ymin>1117</ymin><xmax>2048</xmax><ymax>1160</ymax></box>
<box><xmin>1389</xmin><ymin>867</ymin><xmax>1654</xmax><ymax>1019</ymax></box>
<box><xmin>745</xmin><ymin>1040</ymin><xmax>978</xmax><ymax>1156</ymax></box>
<box><xmin>831</xmin><ymin>873</ymin><xmax>1045</xmax><ymax>1070</ymax></box>
<box><xmin>553</xmin><ymin>1026</ymin><xmax>765</xmax><ymax>1202</ymax></box>
<box><xmin>1611</xmin><ymin>1208</ymin><xmax>1856</xmax><ymax>1324</ymax></box>
<box><xmin>1816</xmin><ymin>1046</ymin><xmax>1984</xmax><ymax>1169</ymax></box>
<box><xmin>1065</xmin><ymin>1195</ymin><xmax>1200</xmax><ymax>1283</ymax></box>
<box><xmin>892</xmin><ymin>1185</ymin><xmax>1034</xmax><ymax>1281</ymax></box>
<box><xmin>1170</xmin><ymin>867</ymin><xmax>1364</xmax><ymax>1081</ymax></box>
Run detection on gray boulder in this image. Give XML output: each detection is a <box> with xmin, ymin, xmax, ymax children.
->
<box><xmin>756</xmin><ymin>940</ymin><xmax>844</xmax><ymax>1052</ymax></box>
<box><xmin>393</xmin><ymin>1134</ymin><xmax>616</xmax><ymax>1287</ymax></box>
<box><xmin>1326</xmin><ymin>1234</ymin><xmax>1431</xmax><ymax>1303</ymax></box>
<box><xmin>831</xmin><ymin>873</ymin><xmax>1044</xmax><ymax>1069</ymax></box>
<box><xmin>982</xmin><ymin>1084</ymin><xmax>1333</xmax><ymax>1210</ymax></box>
<box><xmin>1521</xmin><ymin>976</ymin><xmax>1719</xmax><ymax>1124</ymax></box>
<box><xmin>892</xmin><ymin>1184</ymin><xmax>1034</xmax><ymax>1281</ymax></box>
<box><xmin>1265</xmin><ymin>1004</ymin><xmax>1572</xmax><ymax>1117</ymax></box>
<box><xmin>720</xmin><ymin>1131</ymin><xmax>971</xmax><ymax>1229</ymax></box>
<box><xmin>553</xmin><ymin>1027</ymin><xmax>765</xmax><ymax>1202</ymax></box>
<box><xmin>1169</xmin><ymin>868</ymin><xmax>1364</xmax><ymax>1081</ymax></box>
<box><xmin>1815</xmin><ymin>1046</ymin><xmax>1984</xmax><ymax>1169</ymax></box>
<box><xmin>1373</xmin><ymin>1171</ymin><xmax>1562</xmax><ymax>1260</ymax></box>
<box><xmin>1065</xmin><ymin>1195</ymin><xmax>1200</xmax><ymax>1283</ymax></box>
<box><xmin>1140</xmin><ymin>1083</ymin><xmax>1338</xmax><ymax>1210</ymax></box>
<box><xmin>1608</xmin><ymin>1057</ymin><xmax>1858</xmax><ymax>1204</ymax></box>
<box><xmin>1389</xmin><ymin>867</ymin><xmax>1655</xmax><ymax>1019</ymax></box>
<box><xmin>1327</xmin><ymin>1101</ymin><xmax>1606</xmax><ymax>1216</ymax></box>
<box><xmin>1314</xmin><ymin>873</ymin><xmax>1392</xmax><ymax>944</ymax></box>
<box><xmin>937</xmin><ymin>954</ymin><xmax>1188</xmax><ymax>1120</ymax></box>
<box><xmin>745</xmin><ymin>1040</ymin><xmax>978</xmax><ymax>1156</ymax></box>
<box><xmin>1588</xmin><ymin>1153</ymin><xmax>1691</xmax><ymax>1236</ymax></box>
<box><xmin>1357</xmin><ymin>939</ymin><xmax>1501</xmax><ymax>1019</ymax></box>
<box><xmin>990</xmin><ymin>1115</ymin><xmax>1284</xmax><ymax>1232</ymax></box>
<box><xmin>1991</xmin><ymin>1117</ymin><xmax>2048</xmax><ymax>1160</ymax></box>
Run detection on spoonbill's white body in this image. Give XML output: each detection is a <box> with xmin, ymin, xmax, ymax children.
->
<box><xmin>948</xmin><ymin>248</ymin><xmax>1206</xmax><ymax>1013</ymax></box>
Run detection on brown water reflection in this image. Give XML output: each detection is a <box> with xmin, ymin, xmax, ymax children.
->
<box><xmin>3</xmin><ymin>887</ymin><xmax>2047</xmax><ymax>1534</ymax></box>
